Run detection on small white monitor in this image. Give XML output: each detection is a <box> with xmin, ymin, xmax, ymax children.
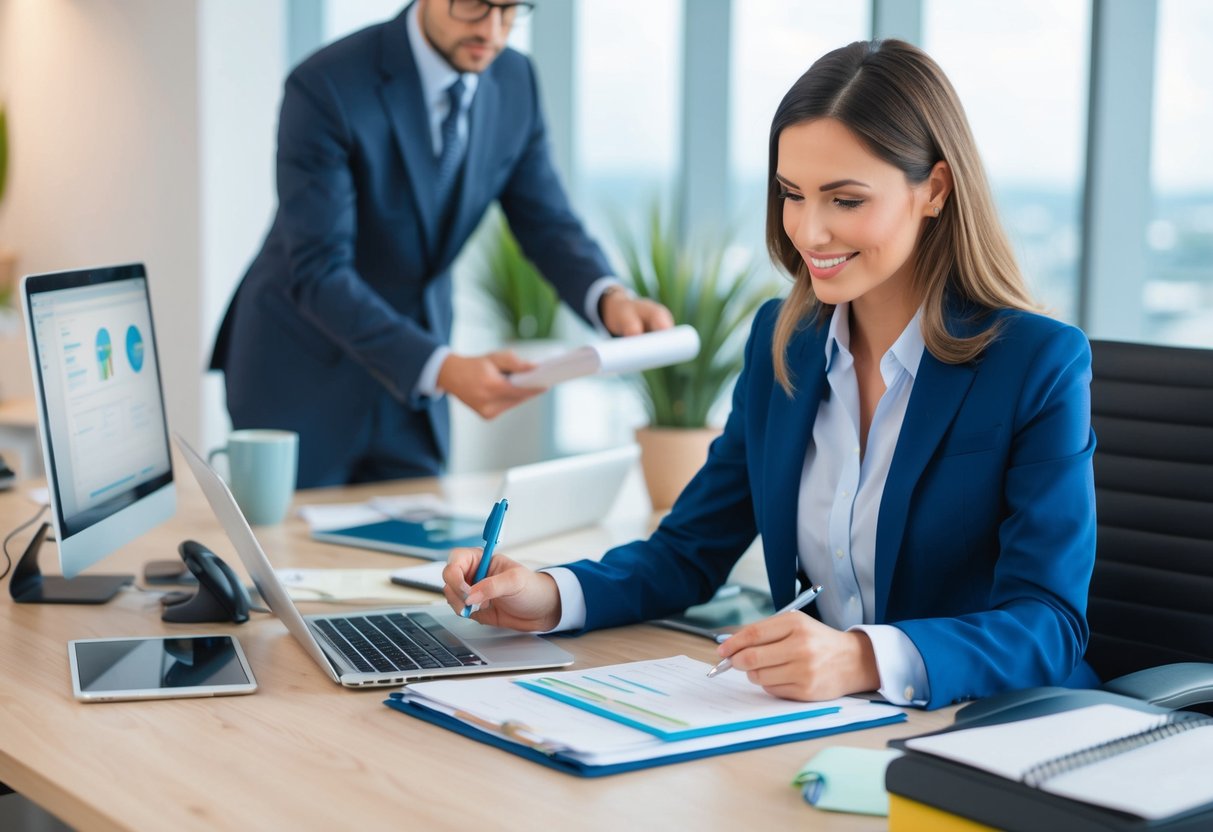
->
<box><xmin>16</xmin><ymin>263</ymin><xmax>175</xmax><ymax>603</ymax></box>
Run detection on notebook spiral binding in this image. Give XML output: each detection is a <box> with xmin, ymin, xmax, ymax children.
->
<box><xmin>1022</xmin><ymin>712</ymin><xmax>1213</xmax><ymax>789</ymax></box>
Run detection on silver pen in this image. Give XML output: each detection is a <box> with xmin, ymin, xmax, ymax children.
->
<box><xmin>706</xmin><ymin>585</ymin><xmax>825</xmax><ymax>678</ymax></box>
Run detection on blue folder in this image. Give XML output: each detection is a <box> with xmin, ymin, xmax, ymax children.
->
<box><xmin>383</xmin><ymin>693</ymin><xmax>906</xmax><ymax>778</ymax></box>
<box><xmin>312</xmin><ymin>517</ymin><xmax>483</xmax><ymax>560</ymax></box>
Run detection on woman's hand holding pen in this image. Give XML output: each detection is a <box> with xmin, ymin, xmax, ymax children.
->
<box><xmin>714</xmin><ymin>613</ymin><xmax>881</xmax><ymax>701</ymax></box>
<box><xmin>442</xmin><ymin>550</ymin><xmax>562</xmax><ymax>632</ymax></box>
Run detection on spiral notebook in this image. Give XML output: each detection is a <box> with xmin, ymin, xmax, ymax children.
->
<box><xmin>904</xmin><ymin>704</ymin><xmax>1213</xmax><ymax>821</ymax></box>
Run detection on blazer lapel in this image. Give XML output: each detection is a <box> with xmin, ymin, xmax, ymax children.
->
<box><xmin>378</xmin><ymin>10</ymin><xmax>438</xmax><ymax>256</ymax></box>
<box><xmin>437</xmin><ymin>69</ymin><xmax>498</xmax><ymax>265</ymax></box>
<box><xmin>762</xmin><ymin>322</ymin><xmax>828</xmax><ymax>609</ymax></box>
<box><xmin>873</xmin><ymin>351</ymin><xmax>976</xmax><ymax>620</ymax></box>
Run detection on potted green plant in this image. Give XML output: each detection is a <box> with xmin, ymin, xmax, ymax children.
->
<box><xmin>615</xmin><ymin>201</ymin><xmax>778</xmax><ymax>508</ymax></box>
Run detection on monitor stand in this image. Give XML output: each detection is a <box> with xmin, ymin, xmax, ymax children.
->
<box><xmin>9</xmin><ymin>522</ymin><xmax>133</xmax><ymax>604</ymax></box>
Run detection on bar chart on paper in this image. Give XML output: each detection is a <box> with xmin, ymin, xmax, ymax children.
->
<box><xmin>515</xmin><ymin>656</ymin><xmax>842</xmax><ymax>741</ymax></box>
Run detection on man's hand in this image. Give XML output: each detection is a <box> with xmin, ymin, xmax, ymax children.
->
<box><xmin>600</xmin><ymin>287</ymin><xmax>675</xmax><ymax>336</ymax></box>
<box><xmin>437</xmin><ymin>350</ymin><xmax>541</xmax><ymax>419</ymax></box>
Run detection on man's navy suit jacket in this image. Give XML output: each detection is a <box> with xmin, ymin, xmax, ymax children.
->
<box><xmin>563</xmin><ymin>300</ymin><xmax>1100</xmax><ymax>709</ymax></box>
<box><xmin>210</xmin><ymin>7</ymin><xmax>610</xmax><ymax>487</ymax></box>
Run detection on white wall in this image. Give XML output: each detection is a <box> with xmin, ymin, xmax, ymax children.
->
<box><xmin>0</xmin><ymin>0</ymin><xmax>285</xmax><ymax>452</ymax></box>
<box><xmin>0</xmin><ymin>0</ymin><xmax>201</xmax><ymax>439</ymax></box>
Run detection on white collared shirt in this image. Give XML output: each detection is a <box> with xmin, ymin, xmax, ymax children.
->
<box><xmin>798</xmin><ymin>302</ymin><xmax>929</xmax><ymax>706</ymax></box>
<box><xmin>406</xmin><ymin>4</ymin><xmax>477</xmax><ymax>156</ymax></box>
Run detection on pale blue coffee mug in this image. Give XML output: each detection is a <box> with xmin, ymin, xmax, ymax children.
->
<box><xmin>208</xmin><ymin>429</ymin><xmax>298</xmax><ymax>525</ymax></box>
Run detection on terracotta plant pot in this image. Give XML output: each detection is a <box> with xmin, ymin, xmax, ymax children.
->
<box><xmin>635</xmin><ymin>425</ymin><xmax>722</xmax><ymax>511</ymax></box>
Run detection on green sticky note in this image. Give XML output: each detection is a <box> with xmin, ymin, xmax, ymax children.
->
<box><xmin>792</xmin><ymin>747</ymin><xmax>903</xmax><ymax>816</ymax></box>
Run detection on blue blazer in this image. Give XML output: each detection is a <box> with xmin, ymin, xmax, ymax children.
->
<box><xmin>210</xmin><ymin>7</ymin><xmax>611</xmax><ymax>487</ymax></box>
<box><xmin>565</xmin><ymin>299</ymin><xmax>1100</xmax><ymax>709</ymax></box>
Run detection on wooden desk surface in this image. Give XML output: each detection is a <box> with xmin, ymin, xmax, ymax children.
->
<box><xmin>0</xmin><ymin>461</ymin><xmax>953</xmax><ymax>832</ymax></box>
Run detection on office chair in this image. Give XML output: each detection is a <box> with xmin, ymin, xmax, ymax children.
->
<box><xmin>1071</xmin><ymin>339</ymin><xmax>1213</xmax><ymax>714</ymax></box>
<box><xmin>1085</xmin><ymin>339</ymin><xmax>1213</xmax><ymax>681</ymax></box>
<box><xmin>956</xmin><ymin>338</ymin><xmax>1213</xmax><ymax>725</ymax></box>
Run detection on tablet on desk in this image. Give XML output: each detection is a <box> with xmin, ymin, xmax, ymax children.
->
<box><xmin>652</xmin><ymin>585</ymin><xmax>775</xmax><ymax>641</ymax></box>
<box><xmin>68</xmin><ymin>635</ymin><xmax>258</xmax><ymax>702</ymax></box>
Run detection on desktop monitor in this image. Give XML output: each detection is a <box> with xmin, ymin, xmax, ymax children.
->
<box><xmin>14</xmin><ymin>263</ymin><xmax>175</xmax><ymax>603</ymax></box>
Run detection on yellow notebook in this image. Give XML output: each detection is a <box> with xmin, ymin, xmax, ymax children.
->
<box><xmin>888</xmin><ymin>794</ymin><xmax>1000</xmax><ymax>832</ymax></box>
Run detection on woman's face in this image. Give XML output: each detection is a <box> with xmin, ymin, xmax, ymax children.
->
<box><xmin>778</xmin><ymin>118</ymin><xmax>939</xmax><ymax>312</ymax></box>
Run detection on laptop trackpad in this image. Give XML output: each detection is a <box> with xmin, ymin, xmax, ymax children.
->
<box><xmin>437</xmin><ymin>611</ymin><xmax>571</xmax><ymax>664</ymax></box>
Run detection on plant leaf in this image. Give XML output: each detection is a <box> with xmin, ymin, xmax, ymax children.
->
<box><xmin>480</xmin><ymin>214</ymin><xmax>559</xmax><ymax>340</ymax></box>
<box><xmin>0</xmin><ymin>104</ymin><xmax>9</xmax><ymax>205</ymax></box>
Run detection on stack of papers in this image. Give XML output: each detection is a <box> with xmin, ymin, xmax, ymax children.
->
<box><xmin>297</xmin><ymin>495</ymin><xmax>453</xmax><ymax>532</ymax></box>
<box><xmin>388</xmin><ymin>655</ymin><xmax>904</xmax><ymax>771</ymax></box>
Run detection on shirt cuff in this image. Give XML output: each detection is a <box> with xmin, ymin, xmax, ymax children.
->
<box><xmin>584</xmin><ymin>276</ymin><xmax>629</xmax><ymax>334</ymax></box>
<box><xmin>538</xmin><ymin>566</ymin><xmax>587</xmax><ymax>633</ymax></box>
<box><xmin>850</xmin><ymin>624</ymin><xmax>930</xmax><ymax>707</ymax></box>
<box><xmin>414</xmin><ymin>345</ymin><xmax>451</xmax><ymax>400</ymax></box>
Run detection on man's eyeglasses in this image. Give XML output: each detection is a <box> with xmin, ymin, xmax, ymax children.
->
<box><xmin>449</xmin><ymin>0</ymin><xmax>535</xmax><ymax>24</ymax></box>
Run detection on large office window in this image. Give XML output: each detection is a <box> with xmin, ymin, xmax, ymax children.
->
<box><xmin>924</xmin><ymin>0</ymin><xmax>1090</xmax><ymax>323</ymax></box>
<box><xmin>573</xmin><ymin>0</ymin><xmax>681</xmax><ymax>244</ymax></box>
<box><xmin>1146</xmin><ymin>0</ymin><xmax>1213</xmax><ymax>347</ymax></box>
<box><xmin>729</xmin><ymin>1</ymin><xmax>870</xmax><ymax>260</ymax></box>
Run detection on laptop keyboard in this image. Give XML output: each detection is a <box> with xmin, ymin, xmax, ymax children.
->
<box><xmin>314</xmin><ymin>612</ymin><xmax>485</xmax><ymax>675</ymax></box>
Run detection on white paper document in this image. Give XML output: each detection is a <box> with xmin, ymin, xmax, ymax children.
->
<box><xmin>508</xmin><ymin>325</ymin><xmax>701</xmax><ymax>389</ymax></box>
<box><xmin>273</xmin><ymin>568</ymin><xmax>443</xmax><ymax>605</ymax></box>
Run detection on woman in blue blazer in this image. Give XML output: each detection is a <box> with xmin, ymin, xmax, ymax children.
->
<box><xmin>443</xmin><ymin>39</ymin><xmax>1099</xmax><ymax>710</ymax></box>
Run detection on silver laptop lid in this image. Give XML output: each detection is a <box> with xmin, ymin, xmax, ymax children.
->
<box><xmin>173</xmin><ymin>433</ymin><xmax>342</xmax><ymax>682</ymax></box>
<box><xmin>175</xmin><ymin>433</ymin><xmax>576</xmax><ymax>687</ymax></box>
<box><xmin>497</xmin><ymin>444</ymin><xmax>640</xmax><ymax>545</ymax></box>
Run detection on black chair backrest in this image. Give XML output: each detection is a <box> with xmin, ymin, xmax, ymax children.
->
<box><xmin>1086</xmin><ymin>339</ymin><xmax>1213</xmax><ymax>681</ymax></box>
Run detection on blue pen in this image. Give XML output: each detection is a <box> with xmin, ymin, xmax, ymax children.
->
<box><xmin>462</xmin><ymin>498</ymin><xmax>508</xmax><ymax>618</ymax></box>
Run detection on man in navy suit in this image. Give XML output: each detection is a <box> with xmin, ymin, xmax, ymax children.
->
<box><xmin>210</xmin><ymin>0</ymin><xmax>671</xmax><ymax>487</ymax></box>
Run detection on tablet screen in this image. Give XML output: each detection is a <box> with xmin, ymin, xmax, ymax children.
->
<box><xmin>70</xmin><ymin>635</ymin><xmax>255</xmax><ymax>699</ymax></box>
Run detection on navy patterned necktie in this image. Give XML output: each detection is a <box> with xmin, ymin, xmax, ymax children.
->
<box><xmin>434</xmin><ymin>77</ymin><xmax>467</xmax><ymax>216</ymax></box>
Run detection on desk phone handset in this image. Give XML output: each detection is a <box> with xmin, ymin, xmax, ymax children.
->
<box><xmin>954</xmin><ymin>663</ymin><xmax>1213</xmax><ymax>730</ymax></box>
<box><xmin>160</xmin><ymin>541</ymin><xmax>251</xmax><ymax>624</ymax></box>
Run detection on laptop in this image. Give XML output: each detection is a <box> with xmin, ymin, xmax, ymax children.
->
<box><xmin>174</xmin><ymin>434</ymin><xmax>573</xmax><ymax>688</ymax></box>
<box><xmin>311</xmin><ymin>444</ymin><xmax>641</xmax><ymax>559</ymax></box>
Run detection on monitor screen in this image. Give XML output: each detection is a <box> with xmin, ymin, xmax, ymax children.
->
<box><xmin>23</xmin><ymin>263</ymin><xmax>175</xmax><ymax>580</ymax></box>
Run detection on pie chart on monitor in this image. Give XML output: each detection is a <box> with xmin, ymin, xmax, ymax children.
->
<box><xmin>126</xmin><ymin>324</ymin><xmax>145</xmax><ymax>372</ymax></box>
<box><xmin>96</xmin><ymin>328</ymin><xmax>114</xmax><ymax>380</ymax></box>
